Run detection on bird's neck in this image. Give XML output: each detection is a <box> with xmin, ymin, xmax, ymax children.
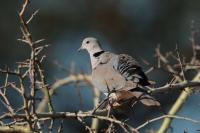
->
<box><xmin>89</xmin><ymin>50</ymin><xmax>104</xmax><ymax>69</ymax></box>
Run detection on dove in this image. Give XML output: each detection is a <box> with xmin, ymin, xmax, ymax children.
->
<box><xmin>78</xmin><ymin>37</ymin><xmax>160</xmax><ymax>107</ymax></box>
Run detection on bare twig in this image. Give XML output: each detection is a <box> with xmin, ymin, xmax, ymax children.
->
<box><xmin>136</xmin><ymin>115</ymin><xmax>200</xmax><ymax>131</ymax></box>
<box><xmin>157</xmin><ymin>72</ymin><xmax>200</xmax><ymax>133</ymax></box>
<box><xmin>77</xmin><ymin>117</ymin><xmax>93</xmax><ymax>133</ymax></box>
<box><xmin>0</xmin><ymin>111</ymin><xmax>138</xmax><ymax>133</ymax></box>
<box><xmin>37</xmin><ymin>62</ymin><xmax>54</xmax><ymax>113</ymax></box>
<box><xmin>175</xmin><ymin>45</ymin><xmax>186</xmax><ymax>81</ymax></box>
<box><xmin>149</xmin><ymin>81</ymin><xmax>200</xmax><ymax>94</ymax></box>
<box><xmin>57</xmin><ymin>120</ymin><xmax>64</xmax><ymax>133</ymax></box>
<box><xmin>26</xmin><ymin>9</ymin><xmax>39</xmax><ymax>24</ymax></box>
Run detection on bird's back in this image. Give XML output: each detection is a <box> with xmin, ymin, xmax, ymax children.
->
<box><xmin>92</xmin><ymin>52</ymin><xmax>150</xmax><ymax>93</ymax></box>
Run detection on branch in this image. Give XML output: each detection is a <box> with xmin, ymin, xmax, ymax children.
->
<box><xmin>149</xmin><ymin>81</ymin><xmax>200</xmax><ymax>94</ymax></box>
<box><xmin>1</xmin><ymin>112</ymin><xmax>139</xmax><ymax>133</ymax></box>
<box><xmin>91</xmin><ymin>87</ymin><xmax>101</xmax><ymax>132</ymax></box>
<box><xmin>157</xmin><ymin>72</ymin><xmax>200</xmax><ymax>133</ymax></box>
<box><xmin>37</xmin><ymin>74</ymin><xmax>91</xmax><ymax>112</ymax></box>
<box><xmin>0</xmin><ymin>126</ymin><xmax>31</xmax><ymax>133</ymax></box>
<box><xmin>136</xmin><ymin>115</ymin><xmax>200</xmax><ymax>131</ymax></box>
<box><xmin>37</xmin><ymin>62</ymin><xmax>54</xmax><ymax>113</ymax></box>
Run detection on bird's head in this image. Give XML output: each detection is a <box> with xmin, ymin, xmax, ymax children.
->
<box><xmin>78</xmin><ymin>37</ymin><xmax>103</xmax><ymax>54</ymax></box>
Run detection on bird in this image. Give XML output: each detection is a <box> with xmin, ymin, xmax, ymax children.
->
<box><xmin>78</xmin><ymin>37</ymin><xmax>160</xmax><ymax>107</ymax></box>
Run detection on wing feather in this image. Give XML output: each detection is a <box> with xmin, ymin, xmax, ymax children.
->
<box><xmin>116</xmin><ymin>54</ymin><xmax>150</xmax><ymax>86</ymax></box>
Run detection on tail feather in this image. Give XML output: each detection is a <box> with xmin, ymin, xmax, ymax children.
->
<box><xmin>139</xmin><ymin>94</ymin><xmax>160</xmax><ymax>106</ymax></box>
<box><xmin>115</xmin><ymin>88</ymin><xmax>160</xmax><ymax>107</ymax></box>
<box><xmin>99</xmin><ymin>87</ymin><xmax>160</xmax><ymax>109</ymax></box>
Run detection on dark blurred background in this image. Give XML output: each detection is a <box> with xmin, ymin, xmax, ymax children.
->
<box><xmin>0</xmin><ymin>0</ymin><xmax>200</xmax><ymax>132</ymax></box>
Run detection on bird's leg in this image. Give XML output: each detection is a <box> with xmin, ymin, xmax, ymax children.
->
<box><xmin>108</xmin><ymin>90</ymin><xmax>126</xmax><ymax>109</ymax></box>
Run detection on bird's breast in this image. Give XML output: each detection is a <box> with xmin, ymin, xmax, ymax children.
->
<box><xmin>92</xmin><ymin>64</ymin><xmax>126</xmax><ymax>93</ymax></box>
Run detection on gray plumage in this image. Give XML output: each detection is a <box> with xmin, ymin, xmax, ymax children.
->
<box><xmin>79</xmin><ymin>37</ymin><xmax>160</xmax><ymax>106</ymax></box>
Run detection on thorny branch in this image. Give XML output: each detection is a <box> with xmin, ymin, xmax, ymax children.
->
<box><xmin>0</xmin><ymin>1</ymin><xmax>200</xmax><ymax>133</ymax></box>
<box><xmin>155</xmin><ymin>22</ymin><xmax>200</xmax><ymax>133</ymax></box>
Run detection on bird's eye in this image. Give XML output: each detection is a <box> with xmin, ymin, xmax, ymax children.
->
<box><xmin>86</xmin><ymin>41</ymin><xmax>90</xmax><ymax>44</ymax></box>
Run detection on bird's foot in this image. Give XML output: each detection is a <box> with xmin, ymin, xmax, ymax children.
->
<box><xmin>108</xmin><ymin>93</ymin><xmax>122</xmax><ymax>108</ymax></box>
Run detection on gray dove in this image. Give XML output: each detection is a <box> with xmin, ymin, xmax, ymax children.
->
<box><xmin>78</xmin><ymin>37</ymin><xmax>160</xmax><ymax>107</ymax></box>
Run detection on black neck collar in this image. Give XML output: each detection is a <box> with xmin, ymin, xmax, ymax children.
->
<box><xmin>93</xmin><ymin>51</ymin><xmax>105</xmax><ymax>57</ymax></box>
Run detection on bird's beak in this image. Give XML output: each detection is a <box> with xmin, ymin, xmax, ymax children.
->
<box><xmin>77</xmin><ymin>46</ymin><xmax>83</xmax><ymax>52</ymax></box>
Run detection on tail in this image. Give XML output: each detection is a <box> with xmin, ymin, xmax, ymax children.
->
<box><xmin>98</xmin><ymin>87</ymin><xmax>160</xmax><ymax>109</ymax></box>
<box><xmin>138</xmin><ymin>93</ymin><xmax>160</xmax><ymax>106</ymax></box>
<box><xmin>127</xmin><ymin>87</ymin><xmax>160</xmax><ymax>107</ymax></box>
